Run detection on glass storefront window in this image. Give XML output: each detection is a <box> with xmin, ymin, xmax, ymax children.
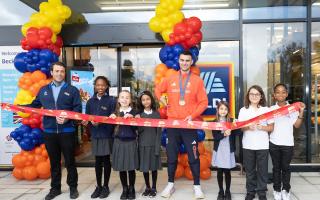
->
<box><xmin>121</xmin><ymin>46</ymin><xmax>161</xmax><ymax>97</ymax></box>
<box><xmin>243</xmin><ymin>23</ymin><xmax>307</xmax><ymax>163</ymax></box>
<box><xmin>243</xmin><ymin>0</ymin><xmax>306</xmax><ymax>19</ymax></box>
<box><xmin>311</xmin><ymin>22</ymin><xmax>320</xmax><ymax>163</ymax></box>
<box><xmin>312</xmin><ymin>0</ymin><xmax>320</xmax><ymax>18</ymax></box>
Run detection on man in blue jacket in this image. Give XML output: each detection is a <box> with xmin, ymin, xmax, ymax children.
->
<box><xmin>25</xmin><ymin>62</ymin><xmax>81</xmax><ymax>200</ymax></box>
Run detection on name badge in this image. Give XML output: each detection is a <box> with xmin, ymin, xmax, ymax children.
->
<box><xmin>101</xmin><ymin>106</ymin><xmax>107</xmax><ymax>110</ymax></box>
<box><xmin>64</xmin><ymin>92</ymin><xmax>70</xmax><ymax>96</ymax></box>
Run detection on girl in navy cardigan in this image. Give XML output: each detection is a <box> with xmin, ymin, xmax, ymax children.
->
<box><xmin>82</xmin><ymin>76</ymin><xmax>116</xmax><ymax>198</ymax></box>
<box><xmin>212</xmin><ymin>101</ymin><xmax>239</xmax><ymax>200</ymax></box>
<box><xmin>110</xmin><ymin>90</ymin><xmax>138</xmax><ymax>200</ymax></box>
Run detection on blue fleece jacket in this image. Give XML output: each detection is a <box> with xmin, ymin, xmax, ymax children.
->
<box><xmin>25</xmin><ymin>82</ymin><xmax>81</xmax><ymax>133</ymax></box>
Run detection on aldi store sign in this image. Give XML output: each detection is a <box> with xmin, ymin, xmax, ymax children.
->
<box><xmin>198</xmin><ymin>63</ymin><xmax>235</xmax><ymax>120</ymax></box>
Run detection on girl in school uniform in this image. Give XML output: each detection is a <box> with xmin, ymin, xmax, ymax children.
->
<box><xmin>270</xmin><ymin>83</ymin><xmax>305</xmax><ymax>200</ymax></box>
<box><xmin>110</xmin><ymin>90</ymin><xmax>138</xmax><ymax>200</ymax></box>
<box><xmin>212</xmin><ymin>101</ymin><xmax>239</xmax><ymax>200</ymax></box>
<box><xmin>238</xmin><ymin>85</ymin><xmax>274</xmax><ymax>200</ymax></box>
<box><xmin>82</xmin><ymin>76</ymin><xmax>116</xmax><ymax>199</ymax></box>
<box><xmin>136</xmin><ymin>91</ymin><xmax>162</xmax><ymax>198</ymax></box>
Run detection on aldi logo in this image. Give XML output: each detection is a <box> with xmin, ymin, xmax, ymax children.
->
<box><xmin>197</xmin><ymin>63</ymin><xmax>235</xmax><ymax>120</ymax></box>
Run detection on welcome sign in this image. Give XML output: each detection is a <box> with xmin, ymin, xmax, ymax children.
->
<box><xmin>198</xmin><ymin>63</ymin><xmax>235</xmax><ymax>120</ymax></box>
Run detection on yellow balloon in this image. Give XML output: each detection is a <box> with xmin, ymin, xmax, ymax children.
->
<box><xmin>48</xmin><ymin>0</ymin><xmax>62</xmax><ymax>5</ymax></box>
<box><xmin>51</xmin><ymin>23</ymin><xmax>62</xmax><ymax>34</ymax></box>
<box><xmin>39</xmin><ymin>2</ymin><xmax>50</xmax><ymax>13</ymax></box>
<box><xmin>170</xmin><ymin>11</ymin><xmax>184</xmax><ymax>24</ymax></box>
<box><xmin>21</xmin><ymin>23</ymin><xmax>33</xmax><ymax>36</ymax></box>
<box><xmin>172</xmin><ymin>0</ymin><xmax>184</xmax><ymax>10</ymax></box>
<box><xmin>51</xmin><ymin>34</ymin><xmax>57</xmax><ymax>43</ymax></box>
<box><xmin>62</xmin><ymin>5</ymin><xmax>72</xmax><ymax>19</ymax></box>
<box><xmin>161</xmin><ymin>29</ymin><xmax>172</xmax><ymax>42</ymax></box>
<box><xmin>149</xmin><ymin>17</ymin><xmax>162</xmax><ymax>33</ymax></box>
<box><xmin>155</xmin><ymin>6</ymin><xmax>168</xmax><ymax>17</ymax></box>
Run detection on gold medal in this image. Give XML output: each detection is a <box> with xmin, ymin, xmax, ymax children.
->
<box><xmin>179</xmin><ymin>99</ymin><xmax>185</xmax><ymax>106</ymax></box>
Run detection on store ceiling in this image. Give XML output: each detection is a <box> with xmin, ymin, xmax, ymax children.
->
<box><xmin>20</xmin><ymin>0</ymin><xmax>238</xmax><ymax>13</ymax></box>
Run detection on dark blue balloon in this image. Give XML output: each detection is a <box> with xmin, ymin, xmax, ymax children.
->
<box><xmin>161</xmin><ymin>129</ymin><xmax>167</xmax><ymax>147</ymax></box>
<box><xmin>167</xmin><ymin>53</ymin><xmax>175</xmax><ymax>60</ymax></box>
<box><xmin>10</xmin><ymin>131</ymin><xmax>19</xmax><ymax>139</ymax></box>
<box><xmin>173</xmin><ymin>44</ymin><xmax>184</xmax><ymax>55</ymax></box>
<box><xmin>165</xmin><ymin>60</ymin><xmax>174</xmax><ymax>68</ymax></box>
<box><xmin>197</xmin><ymin>129</ymin><xmax>206</xmax><ymax>142</ymax></box>
<box><xmin>159</xmin><ymin>47</ymin><xmax>168</xmax><ymax>63</ymax></box>
<box><xmin>14</xmin><ymin>52</ymin><xmax>28</xmax><ymax>73</ymax></box>
<box><xmin>171</xmin><ymin>63</ymin><xmax>180</xmax><ymax>71</ymax></box>
<box><xmin>16</xmin><ymin>136</ymin><xmax>22</xmax><ymax>142</ymax></box>
<box><xmin>32</xmin><ymin>139</ymin><xmax>38</xmax><ymax>146</ymax></box>
<box><xmin>19</xmin><ymin>138</ymin><xmax>33</xmax><ymax>151</ymax></box>
<box><xmin>19</xmin><ymin>125</ymin><xmax>32</xmax><ymax>133</ymax></box>
<box><xmin>179</xmin><ymin>143</ymin><xmax>187</xmax><ymax>154</ymax></box>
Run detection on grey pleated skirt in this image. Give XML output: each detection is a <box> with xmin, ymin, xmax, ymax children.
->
<box><xmin>139</xmin><ymin>146</ymin><xmax>162</xmax><ymax>172</ymax></box>
<box><xmin>112</xmin><ymin>138</ymin><xmax>139</xmax><ymax>171</ymax></box>
<box><xmin>91</xmin><ymin>138</ymin><xmax>113</xmax><ymax>156</ymax></box>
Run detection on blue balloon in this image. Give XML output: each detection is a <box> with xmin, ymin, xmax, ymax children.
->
<box><xmin>19</xmin><ymin>138</ymin><xmax>33</xmax><ymax>151</ymax></box>
<box><xmin>18</xmin><ymin>125</ymin><xmax>32</xmax><ymax>133</ymax></box>
<box><xmin>173</xmin><ymin>44</ymin><xmax>184</xmax><ymax>55</ymax></box>
<box><xmin>16</xmin><ymin>136</ymin><xmax>22</xmax><ymax>142</ymax></box>
<box><xmin>197</xmin><ymin>129</ymin><xmax>206</xmax><ymax>142</ymax></box>
<box><xmin>161</xmin><ymin>129</ymin><xmax>167</xmax><ymax>147</ymax></box>
<box><xmin>171</xmin><ymin>63</ymin><xmax>180</xmax><ymax>71</ymax></box>
<box><xmin>165</xmin><ymin>60</ymin><xmax>174</xmax><ymax>68</ymax></box>
<box><xmin>10</xmin><ymin>131</ymin><xmax>19</xmax><ymax>139</ymax></box>
<box><xmin>179</xmin><ymin>143</ymin><xmax>187</xmax><ymax>154</ymax></box>
<box><xmin>14</xmin><ymin>52</ymin><xmax>28</xmax><ymax>73</ymax></box>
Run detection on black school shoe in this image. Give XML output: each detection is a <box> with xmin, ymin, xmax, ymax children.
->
<box><xmin>99</xmin><ymin>186</ymin><xmax>110</xmax><ymax>198</ymax></box>
<box><xmin>70</xmin><ymin>187</ymin><xmax>79</xmax><ymax>199</ymax></box>
<box><xmin>217</xmin><ymin>191</ymin><xmax>224</xmax><ymax>200</ymax></box>
<box><xmin>142</xmin><ymin>188</ymin><xmax>151</xmax><ymax>197</ymax></box>
<box><xmin>225</xmin><ymin>191</ymin><xmax>232</xmax><ymax>200</ymax></box>
<box><xmin>149</xmin><ymin>188</ymin><xmax>157</xmax><ymax>198</ymax></box>
<box><xmin>128</xmin><ymin>186</ymin><xmax>136</xmax><ymax>200</ymax></box>
<box><xmin>245</xmin><ymin>193</ymin><xmax>255</xmax><ymax>200</ymax></box>
<box><xmin>45</xmin><ymin>188</ymin><xmax>62</xmax><ymax>200</ymax></box>
<box><xmin>91</xmin><ymin>186</ymin><xmax>102</xmax><ymax>198</ymax></box>
<box><xmin>120</xmin><ymin>186</ymin><xmax>128</xmax><ymax>200</ymax></box>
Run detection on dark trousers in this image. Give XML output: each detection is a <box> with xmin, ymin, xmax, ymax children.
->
<box><xmin>269</xmin><ymin>142</ymin><xmax>293</xmax><ymax>192</ymax></box>
<box><xmin>44</xmin><ymin>132</ymin><xmax>78</xmax><ymax>190</ymax></box>
<box><xmin>166</xmin><ymin>128</ymin><xmax>200</xmax><ymax>185</ymax></box>
<box><xmin>243</xmin><ymin>149</ymin><xmax>269</xmax><ymax>195</ymax></box>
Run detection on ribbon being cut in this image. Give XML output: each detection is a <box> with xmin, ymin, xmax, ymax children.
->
<box><xmin>1</xmin><ymin>102</ymin><xmax>302</xmax><ymax>131</ymax></box>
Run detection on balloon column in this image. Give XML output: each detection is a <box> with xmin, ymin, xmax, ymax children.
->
<box><xmin>161</xmin><ymin>129</ymin><xmax>212</xmax><ymax>180</ymax></box>
<box><xmin>10</xmin><ymin>0</ymin><xmax>72</xmax><ymax>180</ymax></box>
<box><xmin>150</xmin><ymin>0</ymin><xmax>203</xmax><ymax>113</ymax></box>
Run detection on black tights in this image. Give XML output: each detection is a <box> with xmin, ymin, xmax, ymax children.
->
<box><xmin>143</xmin><ymin>171</ymin><xmax>158</xmax><ymax>189</ymax></box>
<box><xmin>119</xmin><ymin>170</ymin><xmax>136</xmax><ymax>188</ymax></box>
<box><xmin>217</xmin><ymin>168</ymin><xmax>231</xmax><ymax>192</ymax></box>
<box><xmin>95</xmin><ymin>155</ymin><xmax>111</xmax><ymax>187</ymax></box>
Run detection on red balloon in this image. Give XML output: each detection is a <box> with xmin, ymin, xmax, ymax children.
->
<box><xmin>186</xmin><ymin>17</ymin><xmax>202</xmax><ymax>32</ymax></box>
<box><xmin>174</xmin><ymin>22</ymin><xmax>187</xmax><ymax>35</ymax></box>
<box><xmin>26</xmin><ymin>27</ymin><xmax>38</xmax><ymax>37</ymax></box>
<box><xmin>158</xmin><ymin>107</ymin><xmax>167</xmax><ymax>119</ymax></box>
<box><xmin>39</xmin><ymin>27</ymin><xmax>53</xmax><ymax>38</ymax></box>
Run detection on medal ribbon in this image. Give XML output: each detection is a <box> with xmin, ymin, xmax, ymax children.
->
<box><xmin>179</xmin><ymin>71</ymin><xmax>191</xmax><ymax>103</ymax></box>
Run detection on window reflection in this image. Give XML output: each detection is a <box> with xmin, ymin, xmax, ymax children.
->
<box><xmin>243</xmin><ymin>23</ymin><xmax>307</xmax><ymax>163</ymax></box>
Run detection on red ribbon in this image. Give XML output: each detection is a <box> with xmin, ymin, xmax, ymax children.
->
<box><xmin>0</xmin><ymin>102</ymin><xmax>301</xmax><ymax>131</ymax></box>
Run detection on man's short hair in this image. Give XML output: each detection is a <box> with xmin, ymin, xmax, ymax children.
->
<box><xmin>50</xmin><ymin>61</ymin><xmax>67</xmax><ymax>71</ymax></box>
<box><xmin>179</xmin><ymin>50</ymin><xmax>193</xmax><ymax>57</ymax></box>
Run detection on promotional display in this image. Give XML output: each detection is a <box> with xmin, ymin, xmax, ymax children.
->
<box><xmin>70</xmin><ymin>70</ymin><xmax>94</xmax><ymax>113</ymax></box>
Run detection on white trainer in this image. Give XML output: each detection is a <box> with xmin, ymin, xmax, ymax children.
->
<box><xmin>281</xmin><ymin>190</ymin><xmax>291</xmax><ymax>200</ymax></box>
<box><xmin>194</xmin><ymin>185</ymin><xmax>205</xmax><ymax>199</ymax></box>
<box><xmin>273</xmin><ymin>191</ymin><xmax>282</xmax><ymax>200</ymax></box>
<box><xmin>161</xmin><ymin>182</ymin><xmax>175</xmax><ymax>198</ymax></box>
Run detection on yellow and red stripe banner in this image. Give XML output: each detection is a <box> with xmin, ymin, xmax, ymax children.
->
<box><xmin>1</xmin><ymin>102</ymin><xmax>301</xmax><ymax>131</ymax></box>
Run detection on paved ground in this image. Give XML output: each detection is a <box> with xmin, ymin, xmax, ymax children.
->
<box><xmin>0</xmin><ymin>168</ymin><xmax>320</xmax><ymax>200</ymax></box>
